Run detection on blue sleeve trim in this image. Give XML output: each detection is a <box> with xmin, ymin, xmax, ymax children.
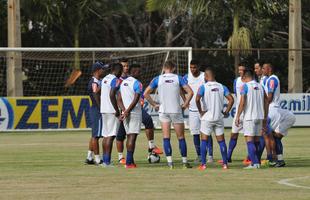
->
<box><xmin>197</xmin><ymin>85</ymin><xmax>205</xmax><ymax>96</ymax></box>
<box><xmin>240</xmin><ymin>83</ymin><xmax>248</xmax><ymax>95</ymax></box>
<box><xmin>133</xmin><ymin>80</ymin><xmax>143</xmax><ymax>94</ymax></box>
<box><xmin>223</xmin><ymin>85</ymin><xmax>230</xmax><ymax>96</ymax></box>
<box><xmin>149</xmin><ymin>76</ymin><xmax>159</xmax><ymax>89</ymax></box>
<box><xmin>178</xmin><ymin>75</ymin><xmax>187</xmax><ymax>87</ymax></box>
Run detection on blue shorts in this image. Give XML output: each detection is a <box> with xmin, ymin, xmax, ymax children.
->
<box><xmin>89</xmin><ymin>106</ymin><xmax>102</xmax><ymax>138</ymax></box>
<box><xmin>116</xmin><ymin>108</ymin><xmax>154</xmax><ymax>141</ymax></box>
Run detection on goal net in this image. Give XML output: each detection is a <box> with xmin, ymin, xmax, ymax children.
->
<box><xmin>0</xmin><ymin>48</ymin><xmax>192</xmax><ymax>97</ymax></box>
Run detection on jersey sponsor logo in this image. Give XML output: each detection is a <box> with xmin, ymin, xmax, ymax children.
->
<box><xmin>211</xmin><ymin>88</ymin><xmax>219</xmax><ymax>92</ymax></box>
<box><xmin>165</xmin><ymin>80</ymin><xmax>174</xmax><ymax>83</ymax></box>
<box><xmin>124</xmin><ymin>83</ymin><xmax>129</xmax><ymax>86</ymax></box>
<box><xmin>254</xmin><ymin>86</ymin><xmax>260</xmax><ymax>90</ymax></box>
<box><xmin>103</xmin><ymin>80</ymin><xmax>108</xmax><ymax>84</ymax></box>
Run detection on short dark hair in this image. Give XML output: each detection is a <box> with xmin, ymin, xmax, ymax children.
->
<box><xmin>190</xmin><ymin>60</ymin><xmax>199</xmax><ymax>65</ymax></box>
<box><xmin>163</xmin><ymin>60</ymin><xmax>176</xmax><ymax>69</ymax></box>
<box><xmin>129</xmin><ymin>63</ymin><xmax>141</xmax><ymax>73</ymax></box>
<box><xmin>204</xmin><ymin>67</ymin><xmax>215</xmax><ymax>76</ymax></box>
<box><xmin>120</xmin><ymin>57</ymin><xmax>128</xmax><ymax>62</ymax></box>
<box><xmin>111</xmin><ymin>62</ymin><xmax>123</xmax><ymax>72</ymax></box>
<box><xmin>243</xmin><ymin>69</ymin><xmax>254</xmax><ymax>78</ymax></box>
<box><xmin>264</xmin><ymin>63</ymin><xmax>275</xmax><ymax>72</ymax></box>
<box><xmin>238</xmin><ymin>62</ymin><xmax>246</xmax><ymax>68</ymax></box>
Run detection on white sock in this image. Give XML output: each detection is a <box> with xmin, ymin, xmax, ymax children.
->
<box><xmin>118</xmin><ymin>153</ymin><xmax>123</xmax><ymax>160</ymax></box>
<box><xmin>87</xmin><ymin>150</ymin><xmax>93</xmax><ymax>160</ymax></box>
<box><xmin>166</xmin><ymin>156</ymin><xmax>173</xmax><ymax>163</ymax></box>
<box><xmin>95</xmin><ymin>155</ymin><xmax>100</xmax><ymax>164</ymax></box>
<box><xmin>277</xmin><ymin>154</ymin><xmax>284</xmax><ymax>161</ymax></box>
<box><xmin>148</xmin><ymin>140</ymin><xmax>155</xmax><ymax>149</ymax></box>
<box><xmin>208</xmin><ymin>155</ymin><xmax>213</xmax><ymax>160</ymax></box>
<box><xmin>182</xmin><ymin>157</ymin><xmax>187</xmax><ymax>163</ymax></box>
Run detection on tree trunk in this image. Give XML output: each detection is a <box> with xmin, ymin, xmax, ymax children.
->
<box><xmin>166</xmin><ymin>23</ymin><xmax>173</xmax><ymax>47</ymax></box>
<box><xmin>233</xmin><ymin>9</ymin><xmax>240</xmax><ymax>76</ymax></box>
<box><xmin>73</xmin><ymin>28</ymin><xmax>80</xmax><ymax>70</ymax></box>
<box><xmin>126</xmin><ymin>14</ymin><xmax>143</xmax><ymax>47</ymax></box>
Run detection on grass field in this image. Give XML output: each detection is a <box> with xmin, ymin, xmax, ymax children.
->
<box><xmin>0</xmin><ymin>128</ymin><xmax>310</xmax><ymax>200</ymax></box>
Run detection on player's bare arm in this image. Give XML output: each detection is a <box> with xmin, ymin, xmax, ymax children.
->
<box><xmin>144</xmin><ymin>86</ymin><xmax>159</xmax><ymax>110</ymax></box>
<box><xmin>181</xmin><ymin>84</ymin><xmax>193</xmax><ymax>109</ymax></box>
<box><xmin>224</xmin><ymin>94</ymin><xmax>234</xmax><ymax>116</ymax></box>
<box><xmin>123</xmin><ymin>93</ymin><xmax>141</xmax><ymax>119</ymax></box>
<box><xmin>110</xmin><ymin>88</ymin><xmax>120</xmax><ymax>117</ymax></box>
<box><xmin>195</xmin><ymin>93</ymin><xmax>205</xmax><ymax>117</ymax></box>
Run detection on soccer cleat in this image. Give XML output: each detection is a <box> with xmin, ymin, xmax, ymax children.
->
<box><xmin>101</xmin><ymin>162</ymin><xmax>114</xmax><ymax>168</ymax></box>
<box><xmin>244</xmin><ymin>164</ymin><xmax>260</xmax><ymax>169</ymax></box>
<box><xmin>243</xmin><ymin>158</ymin><xmax>252</xmax><ymax>166</ymax></box>
<box><xmin>84</xmin><ymin>159</ymin><xmax>95</xmax><ymax>165</ymax></box>
<box><xmin>150</xmin><ymin>146</ymin><xmax>163</xmax><ymax>154</ymax></box>
<box><xmin>268</xmin><ymin>160</ymin><xmax>277</xmax><ymax>167</ymax></box>
<box><xmin>167</xmin><ymin>162</ymin><xmax>174</xmax><ymax>169</ymax></box>
<box><xmin>222</xmin><ymin>164</ymin><xmax>228</xmax><ymax>170</ymax></box>
<box><xmin>217</xmin><ymin>160</ymin><xmax>223</xmax><ymax>164</ymax></box>
<box><xmin>118</xmin><ymin>158</ymin><xmax>126</xmax><ymax>165</ymax></box>
<box><xmin>274</xmin><ymin>160</ymin><xmax>286</xmax><ymax>168</ymax></box>
<box><xmin>125</xmin><ymin>163</ymin><xmax>137</xmax><ymax>169</ymax></box>
<box><xmin>182</xmin><ymin>162</ymin><xmax>193</xmax><ymax>169</ymax></box>
<box><xmin>198</xmin><ymin>164</ymin><xmax>207</xmax><ymax>171</ymax></box>
<box><xmin>260</xmin><ymin>160</ymin><xmax>270</xmax><ymax>168</ymax></box>
<box><xmin>207</xmin><ymin>156</ymin><xmax>214</xmax><ymax>163</ymax></box>
<box><xmin>194</xmin><ymin>156</ymin><xmax>202</xmax><ymax>164</ymax></box>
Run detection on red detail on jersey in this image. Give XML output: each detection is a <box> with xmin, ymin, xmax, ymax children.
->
<box><xmin>116</xmin><ymin>79</ymin><xmax>122</xmax><ymax>87</ymax></box>
<box><xmin>269</xmin><ymin>80</ymin><xmax>275</xmax><ymax>89</ymax></box>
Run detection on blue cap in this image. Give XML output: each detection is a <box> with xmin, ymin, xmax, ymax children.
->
<box><xmin>91</xmin><ymin>61</ymin><xmax>105</xmax><ymax>72</ymax></box>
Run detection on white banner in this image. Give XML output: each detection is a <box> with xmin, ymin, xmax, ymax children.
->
<box><xmin>144</xmin><ymin>93</ymin><xmax>310</xmax><ymax>128</ymax></box>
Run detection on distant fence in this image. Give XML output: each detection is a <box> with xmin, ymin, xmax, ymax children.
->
<box><xmin>0</xmin><ymin>93</ymin><xmax>309</xmax><ymax>131</ymax></box>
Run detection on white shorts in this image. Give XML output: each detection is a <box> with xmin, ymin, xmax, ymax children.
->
<box><xmin>269</xmin><ymin>108</ymin><xmax>296</xmax><ymax>137</ymax></box>
<box><xmin>200</xmin><ymin>119</ymin><xmax>224</xmax><ymax>136</ymax></box>
<box><xmin>243</xmin><ymin>119</ymin><xmax>263</xmax><ymax>137</ymax></box>
<box><xmin>189</xmin><ymin>111</ymin><xmax>201</xmax><ymax>135</ymax></box>
<box><xmin>123</xmin><ymin>113</ymin><xmax>142</xmax><ymax>134</ymax></box>
<box><xmin>159</xmin><ymin>113</ymin><xmax>184</xmax><ymax>124</ymax></box>
<box><xmin>101</xmin><ymin>113</ymin><xmax>120</xmax><ymax>137</ymax></box>
<box><xmin>231</xmin><ymin>116</ymin><xmax>244</xmax><ymax>134</ymax></box>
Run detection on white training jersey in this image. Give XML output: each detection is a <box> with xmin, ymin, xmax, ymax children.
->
<box><xmin>149</xmin><ymin>73</ymin><xmax>187</xmax><ymax>114</ymax></box>
<box><xmin>240</xmin><ymin>80</ymin><xmax>265</xmax><ymax>121</ymax></box>
<box><xmin>259</xmin><ymin>75</ymin><xmax>268</xmax><ymax>87</ymax></box>
<box><xmin>233</xmin><ymin>77</ymin><xmax>244</xmax><ymax>112</ymax></box>
<box><xmin>100</xmin><ymin>74</ymin><xmax>120</xmax><ymax>113</ymax></box>
<box><xmin>183</xmin><ymin>72</ymin><xmax>205</xmax><ymax>111</ymax></box>
<box><xmin>264</xmin><ymin>74</ymin><xmax>281</xmax><ymax>108</ymax></box>
<box><xmin>120</xmin><ymin>76</ymin><xmax>143</xmax><ymax>115</ymax></box>
<box><xmin>197</xmin><ymin>81</ymin><xmax>230</xmax><ymax>121</ymax></box>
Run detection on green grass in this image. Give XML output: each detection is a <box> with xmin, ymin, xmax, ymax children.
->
<box><xmin>0</xmin><ymin>128</ymin><xmax>310</xmax><ymax>200</ymax></box>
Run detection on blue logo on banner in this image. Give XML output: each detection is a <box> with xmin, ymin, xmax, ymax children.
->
<box><xmin>0</xmin><ymin>97</ymin><xmax>14</xmax><ymax>129</ymax></box>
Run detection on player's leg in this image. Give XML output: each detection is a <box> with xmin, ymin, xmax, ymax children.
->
<box><xmin>273</xmin><ymin>132</ymin><xmax>285</xmax><ymax>167</ymax></box>
<box><xmin>103</xmin><ymin>136</ymin><xmax>115</xmax><ymax>166</ymax></box>
<box><xmin>244</xmin><ymin>120</ymin><xmax>260</xmax><ymax>169</ymax></box>
<box><xmin>85</xmin><ymin>138</ymin><xmax>95</xmax><ymax>164</ymax></box>
<box><xmin>188</xmin><ymin>111</ymin><xmax>201</xmax><ymax>162</ymax></box>
<box><xmin>198</xmin><ymin>119</ymin><xmax>211</xmax><ymax>170</ymax></box>
<box><xmin>125</xmin><ymin>134</ymin><xmax>138</xmax><ymax>167</ymax></box>
<box><xmin>227</xmin><ymin>117</ymin><xmax>241</xmax><ymax>162</ymax></box>
<box><xmin>89</xmin><ymin>109</ymin><xmax>102</xmax><ymax>164</ymax></box>
<box><xmin>172</xmin><ymin>114</ymin><xmax>192</xmax><ymax>168</ymax></box>
<box><xmin>142</xmin><ymin>108</ymin><xmax>162</xmax><ymax>154</ymax></box>
<box><xmin>207</xmin><ymin>135</ymin><xmax>213</xmax><ymax>163</ymax></box>
<box><xmin>116</xmin><ymin>122</ymin><xmax>126</xmax><ymax>164</ymax></box>
<box><xmin>214</xmin><ymin>120</ymin><xmax>228</xmax><ymax>169</ymax></box>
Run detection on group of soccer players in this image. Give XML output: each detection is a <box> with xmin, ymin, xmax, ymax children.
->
<box><xmin>85</xmin><ymin>58</ymin><xmax>295</xmax><ymax>169</ymax></box>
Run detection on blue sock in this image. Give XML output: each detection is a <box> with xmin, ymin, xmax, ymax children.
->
<box><xmin>227</xmin><ymin>138</ymin><xmax>237</xmax><ymax>161</ymax></box>
<box><xmin>247</xmin><ymin>141</ymin><xmax>259</xmax><ymax>165</ymax></box>
<box><xmin>200</xmin><ymin>139</ymin><xmax>208</xmax><ymax>165</ymax></box>
<box><xmin>178</xmin><ymin>138</ymin><xmax>187</xmax><ymax>157</ymax></box>
<box><xmin>126</xmin><ymin>151</ymin><xmax>133</xmax><ymax>165</ymax></box>
<box><xmin>218</xmin><ymin>140</ymin><xmax>228</xmax><ymax>165</ymax></box>
<box><xmin>207</xmin><ymin>136</ymin><xmax>213</xmax><ymax>157</ymax></box>
<box><xmin>254</xmin><ymin>141</ymin><xmax>261</xmax><ymax>164</ymax></box>
<box><xmin>267</xmin><ymin>153</ymin><xmax>273</xmax><ymax>162</ymax></box>
<box><xmin>103</xmin><ymin>153</ymin><xmax>107</xmax><ymax>163</ymax></box>
<box><xmin>258</xmin><ymin>136</ymin><xmax>265</xmax><ymax>159</ymax></box>
<box><xmin>193</xmin><ymin>135</ymin><xmax>200</xmax><ymax>156</ymax></box>
<box><xmin>163</xmin><ymin>138</ymin><xmax>172</xmax><ymax>156</ymax></box>
<box><xmin>274</xmin><ymin>137</ymin><xmax>283</xmax><ymax>159</ymax></box>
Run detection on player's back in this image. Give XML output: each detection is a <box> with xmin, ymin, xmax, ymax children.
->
<box><xmin>88</xmin><ymin>77</ymin><xmax>101</xmax><ymax>108</ymax></box>
<box><xmin>157</xmin><ymin>73</ymin><xmax>183</xmax><ymax>113</ymax></box>
<box><xmin>200</xmin><ymin>81</ymin><xmax>227</xmax><ymax>121</ymax></box>
<box><xmin>242</xmin><ymin>80</ymin><xmax>265</xmax><ymax>121</ymax></box>
<box><xmin>184</xmin><ymin>72</ymin><xmax>205</xmax><ymax>111</ymax></box>
<box><xmin>120</xmin><ymin>76</ymin><xmax>142</xmax><ymax>114</ymax></box>
<box><xmin>100</xmin><ymin>74</ymin><xmax>118</xmax><ymax>113</ymax></box>
<box><xmin>264</xmin><ymin>74</ymin><xmax>280</xmax><ymax>108</ymax></box>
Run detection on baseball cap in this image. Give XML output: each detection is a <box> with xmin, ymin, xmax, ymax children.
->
<box><xmin>91</xmin><ymin>61</ymin><xmax>105</xmax><ymax>72</ymax></box>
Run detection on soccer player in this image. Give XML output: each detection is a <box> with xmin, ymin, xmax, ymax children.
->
<box><xmin>196</xmin><ymin>67</ymin><xmax>234</xmax><ymax>170</ymax></box>
<box><xmin>225</xmin><ymin>64</ymin><xmax>246</xmax><ymax>163</ymax></box>
<box><xmin>144</xmin><ymin>61</ymin><xmax>194</xmax><ymax>169</ymax></box>
<box><xmin>263</xmin><ymin>63</ymin><xmax>281</xmax><ymax>164</ymax></box>
<box><xmin>85</xmin><ymin>61</ymin><xmax>105</xmax><ymax>165</ymax></box>
<box><xmin>116</xmin><ymin>58</ymin><xmax>162</xmax><ymax>164</ymax></box>
<box><xmin>268</xmin><ymin>107</ymin><xmax>296</xmax><ymax>167</ymax></box>
<box><xmin>235</xmin><ymin>69</ymin><xmax>268</xmax><ymax>169</ymax></box>
<box><xmin>118</xmin><ymin>63</ymin><xmax>143</xmax><ymax>168</ymax></box>
<box><xmin>100</xmin><ymin>63</ymin><xmax>123</xmax><ymax>167</ymax></box>
<box><xmin>183</xmin><ymin>60</ymin><xmax>213</xmax><ymax>163</ymax></box>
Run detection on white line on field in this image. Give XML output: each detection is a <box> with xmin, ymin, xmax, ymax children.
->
<box><xmin>278</xmin><ymin>176</ymin><xmax>310</xmax><ymax>189</ymax></box>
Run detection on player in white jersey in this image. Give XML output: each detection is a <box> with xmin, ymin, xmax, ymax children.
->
<box><xmin>118</xmin><ymin>63</ymin><xmax>143</xmax><ymax>168</ymax></box>
<box><xmin>100</xmin><ymin>63</ymin><xmax>123</xmax><ymax>167</ymax></box>
<box><xmin>224</xmin><ymin>64</ymin><xmax>246</xmax><ymax>164</ymax></box>
<box><xmin>183</xmin><ymin>60</ymin><xmax>213</xmax><ymax>163</ymax></box>
<box><xmin>196</xmin><ymin>67</ymin><xmax>234</xmax><ymax>170</ymax></box>
<box><xmin>268</xmin><ymin>107</ymin><xmax>295</xmax><ymax>167</ymax></box>
<box><xmin>144</xmin><ymin>61</ymin><xmax>194</xmax><ymax>169</ymax></box>
<box><xmin>262</xmin><ymin>63</ymin><xmax>281</xmax><ymax>165</ymax></box>
<box><xmin>235</xmin><ymin>69</ymin><xmax>268</xmax><ymax>169</ymax></box>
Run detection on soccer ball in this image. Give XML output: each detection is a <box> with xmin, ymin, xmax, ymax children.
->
<box><xmin>147</xmin><ymin>152</ymin><xmax>160</xmax><ymax>163</ymax></box>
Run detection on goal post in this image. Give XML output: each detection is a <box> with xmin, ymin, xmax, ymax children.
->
<box><xmin>0</xmin><ymin>47</ymin><xmax>192</xmax><ymax>131</ymax></box>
